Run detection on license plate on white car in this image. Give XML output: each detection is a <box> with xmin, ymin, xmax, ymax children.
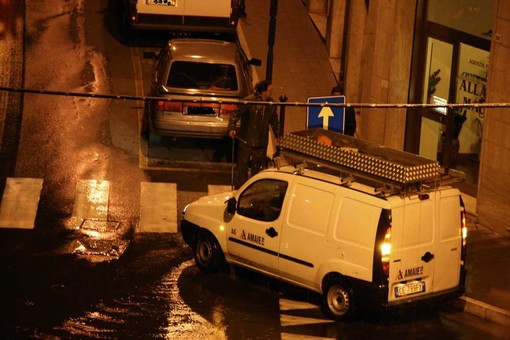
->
<box><xmin>146</xmin><ymin>0</ymin><xmax>177</xmax><ymax>6</ymax></box>
<box><xmin>394</xmin><ymin>281</ymin><xmax>425</xmax><ymax>297</ymax></box>
<box><xmin>184</xmin><ymin>106</ymin><xmax>218</xmax><ymax>116</ymax></box>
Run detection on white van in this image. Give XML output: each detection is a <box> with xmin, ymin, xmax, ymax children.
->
<box><xmin>121</xmin><ymin>0</ymin><xmax>239</xmax><ymax>35</ymax></box>
<box><xmin>180</xmin><ymin>129</ymin><xmax>467</xmax><ymax>320</ymax></box>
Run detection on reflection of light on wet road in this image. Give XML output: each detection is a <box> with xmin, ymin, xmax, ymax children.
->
<box><xmin>162</xmin><ymin>260</ymin><xmax>226</xmax><ymax>339</ymax></box>
<box><xmin>53</xmin><ymin>260</ymin><xmax>224</xmax><ymax>338</ymax></box>
<box><xmin>71</xmin><ymin>179</ymin><xmax>110</xmax><ymax>226</ymax></box>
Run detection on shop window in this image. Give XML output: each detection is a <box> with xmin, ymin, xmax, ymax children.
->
<box><xmin>427</xmin><ymin>0</ymin><xmax>494</xmax><ymax>41</ymax></box>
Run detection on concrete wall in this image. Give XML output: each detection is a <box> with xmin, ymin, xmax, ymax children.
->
<box><xmin>326</xmin><ymin>0</ymin><xmax>346</xmax><ymax>62</ymax></box>
<box><xmin>477</xmin><ymin>0</ymin><xmax>510</xmax><ymax>235</ymax></box>
<box><xmin>343</xmin><ymin>0</ymin><xmax>367</xmax><ymax>137</ymax></box>
<box><xmin>305</xmin><ymin>0</ymin><xmax>328</xmax><ymax>14</ymax></box>
<box><xmin>349</xmin><ymin>0</ymin><xmax>416</xmax><ymax>150</ymax></box>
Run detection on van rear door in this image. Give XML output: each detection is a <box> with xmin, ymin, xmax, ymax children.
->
<box><xmin>137</xmin><ymin>0</ymin><xmax>185</xmax><ymax>20</ymax></box>
<box><xmin>432</xmin><ymin>188</ymin><xmax>463</xmax><ymax>292</ymax></box>
<box><xmin>134</xmin><ymin>0</ymin><xmax>235</xmax><ymax>32</ymax></box>
<box><xmin>387</xmin><ymin>194</ymin><xmax>435</xmax><ymax>302</ymax></box>
<box><xmin>387</xmin><ymin>189</ymin><xmax>463</xmax><ymax>302</ymax></box>
<box><xmin>183</xmin><ymin>0</ymin><xmax>232</xmax><ymax>20</ymax></box>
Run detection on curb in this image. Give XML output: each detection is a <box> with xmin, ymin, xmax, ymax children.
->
<box><xmin>446</xmin><ymin>296</ymin><xmax>510</xmax><ymax>327</ymax></box>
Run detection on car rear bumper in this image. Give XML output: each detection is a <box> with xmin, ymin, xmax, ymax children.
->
<box><xmin>150</xmin><ymin>118</ymin><xmax>229</xmax><ymax>138</ymax></box>
<box><xmin>146</xmin><ymin>107</ymin><xmax>230</xmax><ymax>139</ymax></box>
<box><xmin>128</xmin><ymin>14</ymin><xmax>237</xmax><ymax>34</ymax></box>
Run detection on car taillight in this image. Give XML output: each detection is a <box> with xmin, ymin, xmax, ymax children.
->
<box><xmin>381</xmin><ymin>227</ymin><xmax>391</xmax><ymax>276</ymax></box>
<box><xmin>156</xmin><ymin>100</ymin><xmax>182</xmax><ymax>112</ymax></box>
<box><xmin>220</xmin><ymin>104</ymin><xmax>237</xmax><ymax>117</ymax></box>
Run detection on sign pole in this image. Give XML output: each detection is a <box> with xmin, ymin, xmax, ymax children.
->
<box><xmin>266</xmin><ymin>0</ymin><xmax>278</xmax><ymax>81</ymax></box>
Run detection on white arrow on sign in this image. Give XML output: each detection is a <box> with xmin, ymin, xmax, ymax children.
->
<box><xmin>318</xmin><ymin>105</ymin><xmax>335</xmax><ymax>130</ymax></box>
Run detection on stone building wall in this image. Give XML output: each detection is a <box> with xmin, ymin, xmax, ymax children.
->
<box><xmin>477</xmin><ymin>0</ymin><xmax>510</xmax><ymax>235</ymax></box>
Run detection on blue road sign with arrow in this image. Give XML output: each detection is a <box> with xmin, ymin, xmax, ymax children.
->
<box><xmin>306</xmin><ymin>95</ymin><xmax>345</xmax><ymax>132</ymax></box>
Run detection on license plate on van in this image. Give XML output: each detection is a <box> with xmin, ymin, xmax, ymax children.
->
<box><xmin>394</xmin><ymin>281</ymin><xmax>425</xmax><ymax>297</ymax></box>
<box><xmin>147</xmin><ymin>0</ymin><xmax>177</xmax><ymax>6</ymax></box>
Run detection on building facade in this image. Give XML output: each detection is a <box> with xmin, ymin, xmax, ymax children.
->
<box><xmin>305</xmin><ymin>0</ymin><xmax>510</xmax><ymax>235</ymax></box>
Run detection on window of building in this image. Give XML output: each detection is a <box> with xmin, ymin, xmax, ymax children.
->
<box><xmin>409</xmin><ymin>0</ymin><xmax>493</xmax><ymax>194</ymax></box>
<box><xmin>427</xmin><ymin>0</ymin><xmax>494</xmax><ymax>41</ymax></box>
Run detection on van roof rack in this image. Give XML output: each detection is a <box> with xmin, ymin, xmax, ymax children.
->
<box><xmin>277</xmin><ymin>129</ymin><xmax>464</xmax><ymax>196</ymax></box>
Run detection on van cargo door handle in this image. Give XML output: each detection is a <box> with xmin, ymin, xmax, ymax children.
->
<box><xmin>266</xmin><ymin>227</ymin><xmax>278</xmax><ymax>238</ymax></box>
<box><xmin>421</xmin><ymin>251</ymin><xmax>434</xmax><ymax>263</ymax></box>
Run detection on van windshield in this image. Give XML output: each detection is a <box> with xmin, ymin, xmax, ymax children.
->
<box><xmin>167</xmin><ymin>61</ymin><xmax>238</xmax><ymax>91</ymax></box>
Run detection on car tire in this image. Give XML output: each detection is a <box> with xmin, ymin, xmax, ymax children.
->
<box><xmin>321</xmin><ymin>277</ymin><xmax>356</xmax><ymax>321</ymax></box>
<box><xmin>194</xmin><ymin>232</ymin><xmax>225</xmax><ymax>273</ymax></box>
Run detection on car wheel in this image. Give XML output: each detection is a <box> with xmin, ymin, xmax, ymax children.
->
<box><xmin>194</xmin><ymin>232</ymin><xmax>225</xmax><ymax>273</ymax></box>
<box><xmin>322</xmin><ymin>277</ymin><xmax>355</xmax><ymax>321</ymax></box>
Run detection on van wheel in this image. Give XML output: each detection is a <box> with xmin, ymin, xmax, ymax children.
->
<box><xmin>322</xmin><ymin>278</ymin><xmax>355</xmax><ymax>321</ymax></box>
<box><xmin>194</xmin><ymin>232</ymin><xmax>225</xmax><ymax>273</ymax></box>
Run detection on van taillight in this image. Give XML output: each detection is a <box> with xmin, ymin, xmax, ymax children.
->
<box><xmin>461</xmin><ymin>208</ymin><xmax>467</xmax><ymax>247</ymax></box>
<box><xmin>381</xmin><ymin>227</ymin><xmax>391</xmax><ymax>276</ymax></box>
<box><xmin>156</xmin><ymin>100</ymin><xmax>182</xmax><ymax>112</ymax></box>
<box><xmin>220</xmin><ymin>104</ymin><xmax>237</xmax><ymax>117</ymax></box>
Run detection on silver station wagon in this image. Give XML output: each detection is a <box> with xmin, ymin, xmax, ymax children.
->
<box><xmin>143</xmin><ymin>38</ymin><xmax>261</xmax><ymax>139</ymax></box>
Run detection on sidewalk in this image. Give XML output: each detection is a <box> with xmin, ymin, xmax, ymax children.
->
<box><xmin>238</xmin><ymin>0</ymin><xmax>338</xmax><ymax>134</ymax></box>
<box><xmin>239</xmin><ymin>0</ymin><xmax>510</xmax><ymax>327</ymax></box>
<box><xmin>456</xmin><ymin>193</ymin><xmax>510</xmax><ymax>326</ymax></box>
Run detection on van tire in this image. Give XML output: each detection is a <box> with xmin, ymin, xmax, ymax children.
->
<box><xmin>322</xmin><ymin>278</ymin><xmax>355</xmax><ymax>321</ymax></box>
<box><xmin>194</xmin><ymin>232</ymin><xmax>225</xmax><ymax>273</ymax></box>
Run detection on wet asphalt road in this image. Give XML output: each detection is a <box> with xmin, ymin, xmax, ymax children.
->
<box><xmin>1</xmin><ymin>1</ymin><xmax>509</xmax><ymax>339</ymax></box>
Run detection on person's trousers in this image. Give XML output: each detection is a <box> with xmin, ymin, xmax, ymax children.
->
<box><xmin>234</xmin><ymin>145</ymin><xmax>266</xmax><ymax>189</ymax></box>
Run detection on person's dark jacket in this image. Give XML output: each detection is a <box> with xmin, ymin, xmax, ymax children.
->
<box><xmin>228</xmin><ymin>92</ymin><xmax>280</xmax><ymax>148</ymax></box>
<box><xmin>344</xmin><ymin>106</ymin><xmax>356</xmax><ymax>136</ymax></box>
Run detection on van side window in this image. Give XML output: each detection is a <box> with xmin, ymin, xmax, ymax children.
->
<box><xmin>237</xmin><ymin>179</ymin><xmax>288</xmax><ymax>222</ymax></box>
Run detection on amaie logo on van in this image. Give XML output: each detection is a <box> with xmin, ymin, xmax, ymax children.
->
<box><xmin>397</xmin><ymin>266</ymin><xmax>424</xmax><ymax>280</ymax></box>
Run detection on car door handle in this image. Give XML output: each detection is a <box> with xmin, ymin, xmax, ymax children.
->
<box><xmin>266</xmin><ymin>227</ymin><xmax>278</xmax><ymax>238</ymax></box>
<box><xmin>421</xmin><ymin>251</ymin><xmax>435</xmax><ymax>263</ymax></box>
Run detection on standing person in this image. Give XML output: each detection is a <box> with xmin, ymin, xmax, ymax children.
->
<box><xmin>239</xmin><ymin>0</ymin><xmax>247</xmax><ymax>18</ymax></box>
<box><xmin>228</xmin><ymin>80</ymin><xmax>280</xmax><ymax>189</ymax></box>
<box><xmin>331</xmin><ymin>83</ymin><xmax>356</xmax><ymax>136</ymax></box>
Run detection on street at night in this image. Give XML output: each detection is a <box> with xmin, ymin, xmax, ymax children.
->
<box><xmin>1</xmin><ymin>0</ymin><xmax>509</xmax><ymax>339</ymax></box>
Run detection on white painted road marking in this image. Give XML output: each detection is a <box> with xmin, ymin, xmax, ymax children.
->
<box><xmin>71</xmin><ymin>179</ymin><xmax>110</xmax><ymax>228</ymax></box>
<box><xmin>0</xmin><ymin>180</ymin><xmax>229</xmax><ymax>233</ymax></box>
<box><xmin>0</xmin><ymin>177</ymin><xmax>43</xmax><ymax>229</ymax></box>
<box><xmin>139</xmin><ymin>182</ymin><xmax>177</xmax><ymax>233</ymax></box>
<box><xmin>280</xmin><ymin>298</ymin><xmax>335</xmax><ymax>339</ymax></box>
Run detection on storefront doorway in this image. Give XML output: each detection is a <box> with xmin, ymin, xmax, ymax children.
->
<box><xmin>408</xmin><ymin>0</ymin><xmax>493</xmax><ymax>196</ymax></box>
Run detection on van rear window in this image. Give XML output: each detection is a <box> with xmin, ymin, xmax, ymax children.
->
<box><xmin>168</xmin><ymin>61</ymin><xmax>238</xmax><ymax>91</ymax></box>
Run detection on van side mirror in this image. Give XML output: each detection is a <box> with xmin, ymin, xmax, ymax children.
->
<box><xmin>227</xmin><ymin>197</ymin><xmax>237</xmax><ymax>215</ymax></box>
<box><xmin>249</xmin><ymin>58</ymin><xmax>262</xmax><ymax>67</ymax></box>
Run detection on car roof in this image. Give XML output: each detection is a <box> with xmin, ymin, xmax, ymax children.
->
<box><xmin>167</xmin><ymin>39</ymin><xmax>238</xmax><ymax>64</ymax></box>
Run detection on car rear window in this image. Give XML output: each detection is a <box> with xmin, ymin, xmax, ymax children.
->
<box><xmin>167</xmin><ymin>61</ymin><xmax>238</xmax><ymax>91</ymax></box>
